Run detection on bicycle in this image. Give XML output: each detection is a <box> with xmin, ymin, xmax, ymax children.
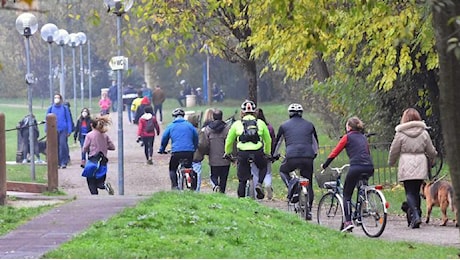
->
<box><xmin>223</xmin><ymin>154</ymin><xmax>255</xmax><ymax>199</ymax></box>
<box><xmin>316</xmin><ymin>164</ymin><xmax>389</xmax><ymax>237</ymax></box>
<box><xmin>159</xmin><ymin>150</ymin><xmax>197</xmax><ymax>191</ymax></box>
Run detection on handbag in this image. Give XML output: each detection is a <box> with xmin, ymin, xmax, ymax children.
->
<box><xmin>81</xmin><ymin>152</ymin><xmax>108</xmax><ymax>179</ymax></box>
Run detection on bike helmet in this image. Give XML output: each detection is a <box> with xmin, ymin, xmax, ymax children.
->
<box><xmin>241</xmin><ymin>100</ymin><xmax>256</xmax><ymax>113</ymax></box>
<box><xmin>288</xmin><ymin>103</ymin><xmax>303</xmax><ymax>112</ymax></box>
<box><xmin>172</xmin><ymin>108</ymin><xmax>185</xmax><ymax>117</ymax></box>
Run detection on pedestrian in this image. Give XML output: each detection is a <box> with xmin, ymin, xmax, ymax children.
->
<box><xmin>134</xmin><ymin>96</ymin><xmax>152</xmax><ymax>124</ymax></box>
<box><xmin>388</xmin><ymin>108</ymin><xmax>437</xmax><ymax>229</ymax></box>
<box><xmin>73</xmin><ymin>108</ymin><xmax>92</xmax><ymax>168</ymax></box>
<box><xmin>141</xmin><ymin>82</ymin><xmax>153</xmax><ymax>103</ymax></box>
<box><xmin>224</xmin><ymin>100</ymin><xmax>272</xmax><ymax>199</ymax></box>
<box><xmin>137</xmin><ymin>106</ymin><xmax>160</xmax><ymax>165</ymax></box>
<box><xmin>99</xmin><ymin>91</ymin><xmax>111</xmax><ymax>116</ymax></box>
<box><xmin>177</xmin><ymin>80</ymin><xmax>192</xmax><ymax>107</ymax></box>
<box><xmin>202</xmin><ymin>108</ymin><xmax>214</xmax><ymax>128</ymax></box>
<box><xmin>81</xmin><ymin>115</ymin><xmax>115</xmax><ymax>195</ymax></box>
<box><xmin>152</xmin><ymin>85</ymin><xmax>166</xmax><ymax>123</ymax></box>
<box><xmin>122</xmin><ymin>83</ymin><xmax>138</xmax><ymax>124</ymax></box>
<box><xmin>131</xmin><ymin>90</ymin><xmax>143</xmax><ymax>124</ymax></box>
<box><xmin>251</xmin><ymin>108</ymin><xmax>276</xmax><ymax>200</ymax></box>
<box><xmin>201</xmin><ymin>109</ymin><xmax>231</xmax><ymax>193</ymax></box>
<box><xmin>17</xmin><ymin>114</ymin><xmax>43</xmax><ymax>164</ymax></box>
<box><xmin>45</xmin><ymin>94</ymin><xmax>74</xmax><ymax>169</ymax></box>
<box><xmin>108</xmin><ymin>80</ymin><xmax>118</xmax><ymax>112</ymax></box>
<box><xmin>188</xmin><ymin>113</ymin><xmax>204</xmax><ymax>191</ymax></box>
<box><xmin>321</xmin><ymin>116</ymin><xmax>374</xmax><ymax>232</ymax></box>
<box><xmin>158</xmin><ymin>108</ymin><xmax>198</xmax><ymax>189</ymax></box>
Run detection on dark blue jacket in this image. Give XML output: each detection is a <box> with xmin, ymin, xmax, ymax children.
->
<box><xmin>323</xmin><ymin>130</ymin><xmax>373</xmax><ymax>168</ymax></box>
<box><xmin>274</xmin><ymin>116</ymin><xmax>318</xmax><ymax>159</ymax></box>
<box><xmin>160</xmin><ymin>117</ymin><xmax>198</xmax><ymax>153</ymax></box>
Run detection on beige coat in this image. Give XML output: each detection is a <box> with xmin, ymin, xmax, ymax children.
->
<box><xmin>388</xmin><ymin>121</ymin><xmax>437</xmax><ymax>182</ymax></box>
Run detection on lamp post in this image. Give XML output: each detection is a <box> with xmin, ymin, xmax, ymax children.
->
<box><xmin>104</xmin><ymin>0</ymin><xmax>133</xmax><ymax>195</ymax></box>
<box><xmin>16</xmin><ymin>13</ymin><xmax>38</xmax><ymax>180</ymax></box>
<box><xmin>87</xmin><ymin>39</ymin><xmax>92</xmax><ymax>110</ymax></box>
<box><xmin>54</xmin><ymin>29</ymin><xmax>70</xmax><ymax>99</ymax></box>
<box><xmin>68</xmin><ymin>33</ymin><xmax>81</xmax><ymax>113</ymax></box>
<box><xmin>40</xmin><ymin>23</ymin><xmax>58</xmax><ymax>105</ymax></box>
<box><xmin>203</xmin><ymin>44</ymin><xmax>211</xmax><ymax>105</ymax></box>
<box><xmin>77</xmin><ymin>32</ymin><xmax>87</xmax><ymax>109</ymax></box>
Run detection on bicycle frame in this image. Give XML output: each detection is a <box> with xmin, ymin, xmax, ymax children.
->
<box><xmin>176</xmin><ymin>159</ymin><xmax>196</xmax><ymax>191</ymax></box>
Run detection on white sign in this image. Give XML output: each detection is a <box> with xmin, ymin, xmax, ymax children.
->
<box><xmin>109</xmin><ymin>56</ymin><xmax>128</xmax><ymax>71</ymax></box>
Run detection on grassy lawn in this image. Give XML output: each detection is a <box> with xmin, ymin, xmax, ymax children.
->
<box><xmin>0</xmin><ymin>204</ymin><xmax>55</xmax><ymax>236</ymax></box>
<box><xmin>43</xmin><ymin>191</ymin><xmax>458</xmax><ymax>259</ymax></box>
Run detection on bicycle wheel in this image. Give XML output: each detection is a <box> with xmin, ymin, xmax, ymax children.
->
<box><xmin>246</xmin><ymin>178</ymin><xmax>255</xmax><ymax>199</ymax></box>
<box><xmin>360</xmin><ymin>189</ymin><xmax>387</xmax><ymax>237</ymax></box>
<box><xmin>317</xmin><ymin>192</ymin><xmax>344</xmax><ymax>230</ymax></box>
<box><xmin>177</xmin><ymin>167</ymin><xmax>185</xmax><ymax>191</ymax></box>
<box><xmin>298</xmin><ymin>186</ymin><xmax>310</xmax><ymax>221</ymax></box>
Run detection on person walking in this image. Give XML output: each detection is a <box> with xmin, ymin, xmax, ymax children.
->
<box><xmin>201</xmin><ymin>109</ymin><xmax>231</xmax><ymax>193</ymax></box>
<box><xmin>189</xmin><ymin>113</ymin><xmax>205</xmax><ymax>191</ymax></box>
<box><xmin>108</xmin><ymin>80</ymin><xmax>118</xmax><ymax>112</ymax></box>
<box><xmin>321</xmin><ymin>116</ymin><xmax>374</xmax><ymax>232</ymax></box>
<box><xmin>131</xmin><ymin>90</ymin><xmax>143</xmax><ymax>124</ymax></box>
<box><xmin>99</xmin><ymin>92</ymin><xmax>111</xmax><ymax>116</ymax></box>
<box><xmin>224</xmin><ymin>100</ymin><xmax>272</xmax><ymax>199</ymax></box>
<box><xmin>122</xmin><ymin>84</ymin><xmax>138</xmax><ymax>124</ymax></box>
<box><xmin>134</xmin><ymin>96</ymin><xmax>152</xmax><ymax>125</ymax></box>
<box><xmin>272</xmin><ymin>103</ymin><xmax>318</xmax><ymax>214</ymax></box>
<box><xmin>152</xmin><ymin>85</ymin><xmax>166</xmax><ymax>124</ymax></box>
<box><xmin>141</xmin><ymin>82</ymin><xmax>153</xmax><ymax>103</ymax></box>
<box><xmin>73</xmin><ymin>108</ymin><xmax>92</xmax><ymax>168</ymax></box>
<box><xmin>158</xmin><ymin>108</ymin><xmax>198</xmax><ymax>189</ymax></box>
<box><xmin>388</xmin><ymin>108</ymin><xmax>437</xmax><ymax>229</ymax></box>
<box><xmin>251</xmin><ymin>108</ymin><xmax>276</xmax><ymax>200</ymax></box>
<box><xmin>46</xmin><ymin>94</ymin><xmax>74</xmax><ymax>169</ymax></box>
<box><xmin>81</xmin><ymin>115</ymin><xmax>115</xmax><ymax>195</ymax></box>
<box><xmin>137</xmin><ymin>106</ymin><xmax>160</xmax><ymax>165</ymax></box>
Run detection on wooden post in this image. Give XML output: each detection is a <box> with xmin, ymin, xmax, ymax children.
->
<box><xmin>0</xmin><ymin>113</ymin><xmax>6</xmax><ymax>205</ymax></box>
<box><xmin>46</xmin><ymin>114</ymin><xmax>58</xmax><ymax>192</ymax></box>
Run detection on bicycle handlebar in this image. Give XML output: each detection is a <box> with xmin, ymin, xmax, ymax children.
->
<box><xmin>321</xmin><ymin>164</ymin><xmax>350</xmax><ymax>176</ymax></box>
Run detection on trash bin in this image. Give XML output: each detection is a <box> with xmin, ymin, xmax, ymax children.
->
<box><xmin>185</xmin><ymin>95</ymin><xmax>196</xmax><ymax>107</ymax></box>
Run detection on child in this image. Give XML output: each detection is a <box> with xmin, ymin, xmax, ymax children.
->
<box><xmin>82</xmin><ymin>116</ymin><xmax>115</xmax><ymax>195</ymax></box>
<box><xmin>74</xmin><ymin>108</ymin><xmax>92</xmax><ymax>168</ymax></box>
<box><xmin>137</xmin><ymin>106</ymin><xmax>160</xmax><ymax>165</ymax></box>
<box><xmin>99</xmin><ymin>92</ymin><xmax>111</xmax><ymax>115</ymax></box>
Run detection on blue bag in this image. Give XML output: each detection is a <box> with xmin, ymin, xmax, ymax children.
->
<box><xmin>81</xmin><ymin>158</ymin><xmax>108</xmax><ymax>179</ymax></box>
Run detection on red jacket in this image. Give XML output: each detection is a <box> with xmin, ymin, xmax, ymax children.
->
<box><xmin>137</xmin><ymin>113</ymin><xmax>160</xmax><ymax>137</ymax></box>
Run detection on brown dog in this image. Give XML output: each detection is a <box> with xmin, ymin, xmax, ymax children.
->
<box><xmin>421</xmin><ymin>180</ymin><xmax>457</xmax><ymax>226</ymax></box>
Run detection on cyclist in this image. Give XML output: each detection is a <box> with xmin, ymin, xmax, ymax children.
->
<box><xmin>320</xmin><ymin>116</ymin><xmax>374</xmax><ymax>232</ymax></box>
<box><xmin>224</xmin><ymin>100</ymin><xmax>272</xmax><ymax>199</ymax></box>
<box><xmin>158</xmin><ymin>108</ymin><xmax>198</xmax><ymax>189</ymax></box>
<box><xmin>272</xmin><ymin>103</ymin><xmax>318</xmax><ymax>219</ymax></box>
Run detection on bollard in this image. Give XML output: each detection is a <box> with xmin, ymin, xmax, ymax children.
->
<box><xmin>0</xmin><ymin>113</ymin><xmax>6</xmax><ymax>205</ymax></box>
<box><xmin>46</xmin><ymin>114</ymin><xmax>58</xmax><ymax>192</ymax></box>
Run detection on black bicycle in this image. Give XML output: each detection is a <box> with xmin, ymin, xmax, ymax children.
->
<box><xmin>316</xmin><ymin>164</ymin><xmax>388</xmax><ymax>237</ymax></box>
<box><xmin>223</xmin><ymin>154</ymin><xmax>255</xmax><ymax>199</ymax></box>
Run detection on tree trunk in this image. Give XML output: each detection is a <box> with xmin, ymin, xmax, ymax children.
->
<box><xmin>431</xmin><ymin>2</ymin><xmax>460</xmax><ymax>239</ymax></box>
<box><xmin>311</xmin><ymin>53</ymin><xmax>330</xmax><ymax>82</ymax></box>
<box><xmin>244</xmin><ymin>60</ymin><xmax>258</xmax><ymax>104</ymax></box>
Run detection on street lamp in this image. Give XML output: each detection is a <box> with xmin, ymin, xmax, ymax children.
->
<box><xmin>40</xmin><ymin>23</ymin><xmax>58</xmax><ymax>105</ymax></box>
<box><xmin>54</xmin><ymin>29</ymin><xmax>69</xmax><ymax>100</ymax></box>
<box><xmin>16</xmin><ymin>12</ymin><xmax>38</xmax><ymax>180</ymax></box>
<box><xmin>68</xmin><ymin>33</ymin><xmax>81</xmax><ymax>113</ymax></box>
<box><xmin>203</xmin><ymin>44</ymin><xmax>211</xmax><ymax>105</ymax></box>
<box><xmin>77</xmin><ymin>32</ymin><xmax>87</xmax><ymax>110</ymax></box>
<box><xmin>104</xmin><ymin>0</ymin><xmax>133</xmax><ymax>195</ymax></box>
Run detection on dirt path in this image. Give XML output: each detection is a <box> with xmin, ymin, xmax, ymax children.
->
<box><xmin>30</xmin><ymin>110</ymin><xmax>460</xmax><ymax>248</ymax></box>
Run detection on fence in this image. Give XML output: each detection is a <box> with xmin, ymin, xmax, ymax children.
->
<box><xmin>316</xmin><ymin>142</ymin><xmax>398</xmax><ymax>186</ymax></box>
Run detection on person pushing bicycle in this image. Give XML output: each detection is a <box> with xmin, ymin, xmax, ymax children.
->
<box><xmin>321</xmin><ymin>116</ymin><xmax>374</xmax><ymax>232</ymax></box>
<box><xmin>158</xmin><ymin>108</ymin><xmax>198</xmax><ymax>189</ymax></box>
<box><xmin>272</xmin><ymin>103</ymin><xmax>319</xmax><ymax>220</ymax></box>
<box><xmin>224</xmin><ymin>100</ymin><xmax>272</xmax><ymax>199</ymax></box>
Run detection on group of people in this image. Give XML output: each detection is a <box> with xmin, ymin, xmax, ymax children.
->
<box><xmin>177</xmin><ymin>80</ymin><xmax>225</xmax><ymax>107</ymax></box>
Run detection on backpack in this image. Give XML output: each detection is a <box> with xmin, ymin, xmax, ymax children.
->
<box><xmin>239</xmin><ymin>119</ymin><xmax>260</xmax><ymax>144</ymax></box>
<box><xmin>145</xmin><ymin>118</ymin><xmax>156</xmax><ymax>133</ymax></box>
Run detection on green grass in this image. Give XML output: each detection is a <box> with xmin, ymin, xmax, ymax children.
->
<box><xmin>43</xmin><ymin>192</ymin><xmax>458</xmax><ymax>259</ymax></box>
<box><xmin>0</xmin><ymin>204</ymin><xmax>55</xmax><ymax>236</ymax></box>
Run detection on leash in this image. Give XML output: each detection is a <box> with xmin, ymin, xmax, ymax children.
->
<box><xmin>432</xmin><ymin>173</ymin><xmax>448</xmax><ymax>184</ymax></box>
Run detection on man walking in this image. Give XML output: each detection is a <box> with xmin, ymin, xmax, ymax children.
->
<box><xmin>152</xmin><ymin>85</ymin><xmax>166</xmax><ymax>123</ymax></box>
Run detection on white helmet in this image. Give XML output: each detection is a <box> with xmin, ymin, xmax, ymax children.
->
<box><xmin>180</xmin><ymin>80</ymin><xmax>186</xmax><ymax>85</ymax></box>
<box><xmin>172</xmin><ymin>108</ymin><xmax>185</xmax><ymax>117</ymax></box>
<box><xmin>241</xmin><ymin>100</ymin><xmax>256</xmax><ymax>113</ymax></box>
<box><xmin>288</xmin><ymin>103</ymin><xmax>303</xmax><ymax>112</ymax></box>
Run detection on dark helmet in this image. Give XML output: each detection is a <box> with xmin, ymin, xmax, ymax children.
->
<box><xmin>240</xmin><ymin>100</ymin><xmax>256</xmax><ymax>113</ymax></box>
<box><xmin>288</xmin><ymin>103</ymin><xmax>303</xmax><ymax>118</ymax></box>
<box><xmin>172</xmin><ymin>108</ymin><xmax>185</xmax><ymax>117</ymax></box>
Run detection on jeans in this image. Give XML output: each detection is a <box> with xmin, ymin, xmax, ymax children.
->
<box><xmin>154</xmin><ymin>104</ymin><xmax>163</xmax><ymax>122</ymax></box>
<box><xmin>251</xmin><ymin>162</ymin><xmax>272</xmax><ymax>194</ymax></box>
<box><xmin>57</xmin><ymin>130</ymin><xmax>69</xmax><ymax>166</ymax></box>
<box><xmin>192</xmin><ymin>161</ymin><xmax>202</xmax><ymax>192</ymax></box>
<box><xmin>79</xmin><ymin>135</ymin><xmax>87</xmax><ymax>161</ymax></box>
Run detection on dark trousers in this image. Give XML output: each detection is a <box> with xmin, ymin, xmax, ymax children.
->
<box><xmin>57</xmin><ymin>130</ymin><xmax>69</xmax><ymax>166</ymax></box>
<box><xmin>154</xmin><ymin>104</ymin><xmax>163</xmax><ymax>122</ymax></box>
<box><xmin>142</xmin><ymin>136</ymin><xmax>154</xmax><ymax>160</ymax></box>
<box><xmin>342</xmin><ymin>165</ymin><xmax>374</xmax><ymax>222</ymax></box>
<box><xmin>403</xmin><ymin>179</ymin><xmax>423</xmax><ymax>219</ymax></box>
<box><xmin>79</xmin><ymin>135</ymin><xmax>87</xmax><ymax>161</ymax></box>
<box><xmin>86</xmin><ymin>174</ymin><xmax>107</xmax><ymax>195</ymax></box>
<box><xmin>236</xmin><ymin>149</ymin><xmax>267</xmax><ymax>197</ymax></box>
<box><xmin>280</xmin><ymin>157</ymin><xmax>314</xmax><ymax>207</ymax></box>
<box><xmin>210</xmin><ymin>165</ymin><xmax>230</xmax><ymax>193</ymax></box>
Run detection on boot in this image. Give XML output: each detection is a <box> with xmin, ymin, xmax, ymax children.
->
<box><xmin>410</xmin><ymin>207</ymin><xmax>422</xmax><ymax>229</ymax></box>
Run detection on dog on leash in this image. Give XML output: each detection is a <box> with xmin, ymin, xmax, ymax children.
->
<box><xmin>421</xmin><ymin>180</ymin><xmax>457</xmax><ymax>226</ymax></box>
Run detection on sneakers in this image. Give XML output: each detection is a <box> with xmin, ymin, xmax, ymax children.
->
<box><xmin>105</xmin><ymin>182</ymin><xmax>114</xmax><ymax>195</ymax></box>
<box><xmin>147</xmin><ymin>159</ymin><xmax>153</xmax><ymax>165</ymax></box>
<box><xmin>61</xmin><ymin>164</ymin><xmax>67</xmax><ymax>169</ymax></box>
<box><xmin>35</xmin><ymin>159</ymin><xmax>45</xmax><ymax>164</ymax></box>
<box><xmin>213</xmin><ymin>185</ymin><xmax>220</xmax><ymax>192</ymax></box>
<box><xmin>22</xmin><ymin>159</ymin><xmax>28</xmax><ymax>164</ymax></box>
<box><xmin>255</xmin><ymin>183</ymin><xmax>265</xmax><ymax>199</ymax></box>
<box><xmin>341</xmin><ymin>221</ymin><xmax>354</xmax><ymax>232</ymax></box>
<box><xmin>266</xmin><ymin>186</ymin><xmax>273</xmax><ymax>200</ymax></box>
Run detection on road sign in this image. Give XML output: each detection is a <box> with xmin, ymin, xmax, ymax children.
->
<box><xmin>109</xmin><ymin>56</ymin><xmax>128</xmax><ymax>71</ymax></box>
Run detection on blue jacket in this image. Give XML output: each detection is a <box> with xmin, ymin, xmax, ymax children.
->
<box><xmin>46</xmin><ymin>104</ymin><xmax>73</xmax><ymax>133</ymax></box>
<box><xmin>160</xmin><ymin>117</ymin><xmax>198</xmax><ymax>153</ymax></box>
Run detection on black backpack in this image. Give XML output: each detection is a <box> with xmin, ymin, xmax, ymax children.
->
<box><xmin>145</xmin><ymin>118</ymin><xmax>156</xmax><ymax>133</ymax></box>
<box><xmin>239</xmin><ymin>119</ymin><xmax>260</xmax><ymax>144</ymax></box>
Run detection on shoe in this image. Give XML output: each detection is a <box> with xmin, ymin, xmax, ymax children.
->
<box><xmin>147</xmin><ymin>159</ymin><xmax>153</xmax><ymax>165</ymax></box>
<box><xmin>105</xmin><ymin>182</ymin><xmax>114</xmax><ymax>195</ymax></box>
<box><xmin>35</xmin><ymin>159</ymin><xmax>45</xmax><ymax>164</ymax></box>
<box><xmin>255</xmin><ymin>183</ymin><xmax>265</xmax><ymax>199</ymax></box>
<box><xmin>22</xmin><ymin>159</ymin><xmax>28</xmax><ymax>164</ymax></box>
<box><xmin>213</xmin><ymin>185</ymin><xmax>220</xmax><ymax>192</ymax></box>
<box><xmin>61</xmin><ymin>164</ymin><xmax>67</xmax><ymax>169</ymax></box>
<box><xmin>341</xmin><ymin>221</ymin><xmax>354</xmax><ymax>232</ymax></box>
<box><xmin>266</xmin><ymin>186</ymin><xmax>273</xmax><ymax>200</ymax></box>
<box><xmin>410</xmin><ymin>217</ymin><xmax>422</xmax><ymax>229</ymax></box>
<box><xmin>306</xmin><ymin>212</ymin><xmax>312</xmax><ymax>221</ymax></box>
